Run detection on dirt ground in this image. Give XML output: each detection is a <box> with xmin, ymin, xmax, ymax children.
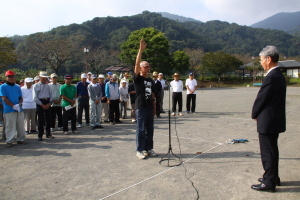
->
<box><xmin>0</xmin><ymin>87</ymin><xmax>299</xmax><ymax>200</ymax></box>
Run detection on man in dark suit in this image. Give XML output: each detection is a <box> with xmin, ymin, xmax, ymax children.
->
<box><xmin>251</xmin><ymin>46</ymin><xmax>286</xmax><ymax>192</ymax></box>
<box><xmin>152</xmin><ymin>71</ymin><xmax>162</xmax><ymax>118</ymax></box>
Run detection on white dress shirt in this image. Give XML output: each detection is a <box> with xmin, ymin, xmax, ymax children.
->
<box><xmin>21</xmin><ymin>86</ymin><xmax>36</xmax><ymax>109</ymax></box>
<box><xmin>170</xmin><ymin>80</ymin><xmax>183</xmax><ymax>92</ymax></box>
<box><xmin>265</xmin><ymin>66</ymin><xmax>279</xmax><ymax>76</ymax></box>
<box><xmin>185</xmin><ymin>79</ymin><xmax>197</xmax><ymax>94</ymax></box>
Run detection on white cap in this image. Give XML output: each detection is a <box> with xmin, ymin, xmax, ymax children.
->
<box><xmin>25</xmin><ymin>78</ymin><xmax>34</xmax><ymax>82</ymax></box>
<box><xmin>81</xmin><ymin>73</ymin><xmax>87</xmax><ymax>78</ymax></box>
<box><xmin>158</xmin><ymin>73</ymin><xmax>163</xmax><ymax>76</ymax></box>
<box><xmin>112</xmin><ymin>74</ymin><xmax>118</xmax><ymax>80</ymax></box>
<box><xmin>121</xmin><ymin>80</ymin><xmax>127</xmax><ymax>83</ymax></box>
<box><xmin>34</xmin><ymin>76</ymin><xmax>40</xmax><ymax>81</ymax></box>
<box><xmin>87</xmin><ymin>72</ymin><xmax>92</xmax><ymax>75</ymax></box>
<box><xmin>98</xmin><ymin>74</ymin><xmax>105</xmax><ymax>78</ymax></box>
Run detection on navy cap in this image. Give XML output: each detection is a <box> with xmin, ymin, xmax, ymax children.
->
<box><xmin>64</xmin><ymin>74</ymin><xmax>73</xmax><ymax>79</ymax></box>
<box><xmin>189</xmin><ymin>73</ymin><xmax>194</xmax><ymax>76</ymax></box>
<box><xmin>107</xmin><ymin>72</ymin><xmax>113</xmax><ymax>76</ymax></box>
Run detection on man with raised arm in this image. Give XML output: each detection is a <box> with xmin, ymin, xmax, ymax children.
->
<box><xmin>133</xmin><ymin>39</ymin><xmax>157</xmax><ymax>160</ymax></box>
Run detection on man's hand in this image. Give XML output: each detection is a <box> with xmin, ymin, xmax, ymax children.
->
<box><xmin>71</xmin><ymin>100</ymin><xmax>76</xmax><ymax>107</ymax></box>
<box><xmin>41</xmin><ymin>104</ymin><xmax>49</xmax><ymax>110</ymax></box>
<box><xmin>107</xmin><ymin>99</ymin><xmax>110</xmax><ymax>104</ymax></box>
<box><xmin>140</xmin><ymin>38</ymin><xmax>146</xmax><ymax>51</ymax></box>
<box><xmin>153</xmin><ymin>107</ymin><xmax>156</xmax><ymax>116</ymax></box>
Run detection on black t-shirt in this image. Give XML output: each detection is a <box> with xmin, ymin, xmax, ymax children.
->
<box><xmin>133</xmin><ymin>74</ymin><xmax>155</xmax><ymax>109</ymax></box>
<box><xmin>128</xmin><ymin>83</ymin><xmax>136</xmax><ymax>104</ymax></box>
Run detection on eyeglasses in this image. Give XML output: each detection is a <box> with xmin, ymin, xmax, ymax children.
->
<box><xmin>259</xmin><ymin>57</ymin><xmax>268</xmax><ymax>64</ymax></box>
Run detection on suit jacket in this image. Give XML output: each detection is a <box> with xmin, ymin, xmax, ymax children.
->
<box><xmin>154</xmin><ymin>80</ymin><xmax>162</xmax><ymax>98</ymax></box>
<box><xmin>252</xmin><ymin>68</ymin><xmax>286</xmax><ymax>134</ymax></box>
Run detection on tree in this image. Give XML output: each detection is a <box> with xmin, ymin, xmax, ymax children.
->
<box><xmin>184</xmin><ymin>48</ymin><xmax>207</xmax><ymax>79</ymax></box>
<box><xmin>202</xmin><ymin>51</ymin><xmax>243</xmax><ymax>82</ymax></box>
<box><xmin>172</xmin><ymin>50</ymin><xmax>190</xmax><ymax>74</ymax></box>
<box><xmin>22</xmin><ymin>34</ymin><xmax>84</xmax><ymax>75</ymax></box>
<box><xmin>0</xmin><ymin>37</ymin><xmax>18</xmax><ymax>68</ymax></box>
<box><xmin>86</xmin><ymin>48</ymin><xmax>120</xmax><ymax>76</ymax></box>
<box><xmin>120</xmin><ymin>27</ymin><xmax>172</xmax><ymax>74</ymax></box>
<box><xmin>246</xmin><ymin>57</ymin><xmax>263</xmax><ymax>80</ymax></box>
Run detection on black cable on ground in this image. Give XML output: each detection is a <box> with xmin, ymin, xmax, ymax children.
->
<box><xmin>173</xmin><ymin>116</ymin><xmax>200</xmax><ymax>200</ymax></box>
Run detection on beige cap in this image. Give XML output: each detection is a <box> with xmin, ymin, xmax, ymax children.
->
<box><xmin>50</xmin><ymin>73</ymin><xmax>57</xmax><ymax>78</ymax></box>
<box><xmin>39</xmin><ymin>71</ymin><xmax>49</xmax><ymax>77</ymax></box>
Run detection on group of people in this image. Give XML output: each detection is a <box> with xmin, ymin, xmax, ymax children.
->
<box><xmin>0</xmin><ymin>71</ymin><xmax>145</xmax><ymax>144</ymax></box>
<box><xmin>0</xmin><ymin>38</ymin><xmax>286</xmax><ymax>192</ymax></box>
<box><xmin>0</xmin><ymin>68</ymin><xmax>179</xmax><ymax>146</ymax></box>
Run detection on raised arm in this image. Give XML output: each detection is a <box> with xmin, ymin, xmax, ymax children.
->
<box><xmin>134</xmin><ymin>39</ymin><xmax>146</xmax><ymax>76</ymax></box>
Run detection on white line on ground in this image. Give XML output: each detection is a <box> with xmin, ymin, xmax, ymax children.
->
<box><xmin>155</xmin><ymin>133</ymin><xmax>222</xmax><ymax>145</ymax></box>
<box><xmin>99</xmin><ymin>142</ymin><xmax>224</xmax><ymax>200</ymax></box>
<box><xmin>286</xmin><ymin>104</ymin><xmax>300</xmax><ymax>114</ymax></box>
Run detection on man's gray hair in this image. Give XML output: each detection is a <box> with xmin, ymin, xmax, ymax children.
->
<box><xmin>140</xmin><ymin>61</ymin><xmax>148</xmax><ymax>67</ymax></box>
<box><xmin>259</xmin><ymin>45</ymin><xmax>279</xmax><ymax>63</ymax></box>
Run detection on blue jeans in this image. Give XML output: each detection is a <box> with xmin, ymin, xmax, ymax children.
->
<box><xmin>135</xmin><ymin>108</ymin><xmax>154</xmax><ymax>151</ymax></box>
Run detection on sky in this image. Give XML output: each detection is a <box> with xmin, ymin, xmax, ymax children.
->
<box><xmin>1</xmin><ymin>0</ymin><xmax>300</xmax><ymax>37</ymax></box>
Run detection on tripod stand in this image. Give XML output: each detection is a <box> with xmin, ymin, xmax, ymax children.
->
<box><xmin>159</xmin><ymin>81</ymin><xmax>181</xmax><ymax>167</ymax></box>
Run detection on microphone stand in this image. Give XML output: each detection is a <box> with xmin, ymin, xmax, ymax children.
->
<box><xmin>159</xmin><ymin>80</ymin><xmax>181</xmax><ymax>167</ymax></box>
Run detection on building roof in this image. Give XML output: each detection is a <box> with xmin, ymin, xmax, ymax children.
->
<box><xmin>278</xmin><ymin>60</ymin><xmax>300</xmax><ymax>68</ymax></box>
<box><xmin>104</xmin><ymin>65</ymin><xmax>132</xmax><ymax>72</ymax></box>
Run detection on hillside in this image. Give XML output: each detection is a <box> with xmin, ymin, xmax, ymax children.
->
<box><xmin>251</xmin><ymin>11</ymin><xmax>300</xmax><ymax>34</ymax></box>
<box><xmin>10</xmin><ymin>11</ymin><xmax>300</xmax><ymax>74</ymax></box>
<box><xmin>157</xmin><ymin>12</ymin><xmax>200</xmax><ymax>22</ymax></box>
<box><xmin>29</xmin><ymin>11</ymin><xmax>300</xmax><ymax>56</ymax></box>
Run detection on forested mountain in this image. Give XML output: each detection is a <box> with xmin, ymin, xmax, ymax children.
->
<box><xmin>251</xmin><ymin>11</ymin><xmax>300</xmax><ymax>35</ymax></box>
<box><xmin>182</xmin><ymin>20</ymin><xmax>300</xmax><ymax>56</ymax></box>
<box><xmin>157</xmin><ymin>12</ymin><xmax>200</xmax><ymax>22</ymax></box>
<box><xmin>9</xmin><ymin>11</ymin><xmax>300</xmax><ymax>75</ymax></box>
<box><xmin>13</xmin><ymin>11</ymin><xmax>300</xmax><ymax>55</ymax></box>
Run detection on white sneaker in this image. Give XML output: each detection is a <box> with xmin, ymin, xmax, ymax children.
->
<box><xmin>77</xmin><ymin>124</ymin><xmax>82</xmax><ymax>128</ymax></box>
<box><xmin>171</xmin><ymin>112</ymin><xmax>175</xmax><ymax>116</ymax></box>
<box><xmin>50</xmin><ymin>128</ymin><xmax>54</xmax><ymax>132</ymax></box>
<box><xmin>58</xmin><ymin>127</ymin><xmax>63</xmax><ymax>130</ymax></box>
<box><xmin>179</xmin><ymin>113</ymin><xmax>183</xmax><ymax>116</ymax></box>
<box><xmin>136</xmin><ymin>151</ymin><xmax>146</xmax><ymax>159</ymax></box>
<box><xmin>64</xmin><ymin>131</ymin><xmax>69</xmax><ymax>135</ymax></box>
<box><xmin>147</xmin><ymin>149</ymin><xmax>158</xmax><ymax>157</ymax></box>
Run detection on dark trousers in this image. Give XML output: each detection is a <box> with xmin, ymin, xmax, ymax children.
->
<box><xmin>259</xmin><ymin>133</ymin><xmax>280</xmax><ymax>187</ymax></box>
<box><xmin>172</xmin><ymin>92</ymin><xmax>182</xmax><ymax>112</ymax></box>
<box><xmin>186</xmin><ymin>94</ymin><xmax>196</xmax><ymax>112</ymax></box>
<box><xmin>109</xmin><ymin>99</ymin><xmax>120</xmax><ymax>122</ymax></box>
<box><xmin>50</xmin><ymin>106</ymin><xmax>63</xmax><ymax>128</ymax></box>
<box><xmin>160</xmin><ymin>90</ymin><xmax>164</xmax><ymax>111</ymax></box>
<box><xmin>136</xmin><ymin>108</ymin><xmax>154</xmax><ymax>151</ymax></box>
<box><xmin>63</xmin><ymin>107</ymin><xmax>77</xmax><ymax>132</ymax></box>
<box><xmin>36</xmin><ymin>100</ymin><xmax>51</xmax><ymax>138</ymax></box>
<box><xmin>77</xmin><ymin>96</ymin><xmax>89</xmax><ymax>124</ymax></box>
<box><xmin>155</xmin><ymin>96</ymin><xmax>161</xmax><ymax>116</ymax></box>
